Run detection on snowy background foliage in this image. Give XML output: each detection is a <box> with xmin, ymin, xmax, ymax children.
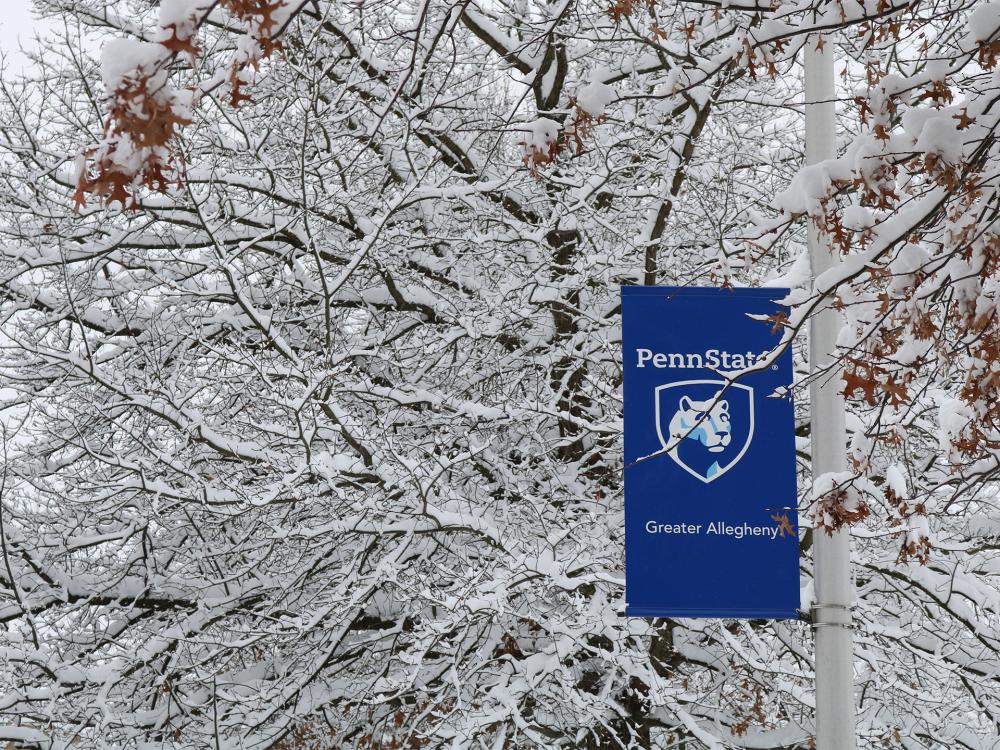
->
<box><xmin>0</xmin><ymin>0</ymin><xmax>998</xmax><ymax>747</ymax></box>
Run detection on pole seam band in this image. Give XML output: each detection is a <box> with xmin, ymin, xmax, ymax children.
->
<box><xmin>809</xmin><ymin>603</ymin><xmax>853</xmax><ymax>629</ymax></box>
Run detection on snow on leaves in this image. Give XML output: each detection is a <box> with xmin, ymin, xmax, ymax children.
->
<box><xmin>75</xmin><ymin>0</ymin><xmax>299</xmax><ymax>208</ymax></box>
<box><xmin>74</xmin><ymin>40</ymin><xmax>193</xmax><ymax>208</ymax></box>
<box><xmin>744</xmin><ymin>0</ymin><xmax>1000</xmax><ymax>552</ymax></box>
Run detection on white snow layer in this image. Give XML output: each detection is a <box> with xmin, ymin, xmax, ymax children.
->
<box><xmin>885</xmin><ymin>465</ymin><xmax>908</xmax><ymax>499</ymax></box>
<box><xmin>101</xmin><ymin>39</ymin><xmax>164</xmax><ymax>89</ymax></box>
<box><xmin>520</xmin><ymin>117</ymin><xmax>560</xmax><ymax>155</ymax></box>
<box><xmin>158</xmin><ymin>0</ymin><xmax>207</xmax><ymax>26</ymax></box>
<box><xmin>968</xmin><ymin>3</ymin><xmax>1000</xmax><ymax>42</ymax></box>
<box><xmin>577</xmin><ymin>81</ymin><xmax>615</xmax><ymax>117</ymax></box>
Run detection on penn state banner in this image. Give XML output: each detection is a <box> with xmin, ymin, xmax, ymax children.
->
<box><xmin>622</xmin><ymin>286</ymin><xmax>800</xmax><ymax>619</ymax></box>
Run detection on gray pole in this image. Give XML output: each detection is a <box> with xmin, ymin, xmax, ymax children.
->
<box><xmin>804</xmin><ymin>33</ymin><xmax>857</xmax><ymax>750</ymax></box>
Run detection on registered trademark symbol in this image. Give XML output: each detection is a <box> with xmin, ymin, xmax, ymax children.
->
<box><xmin>771</xmin><ymin>364</ymin><xmax>778</xmax><ymax>371</ymax></box>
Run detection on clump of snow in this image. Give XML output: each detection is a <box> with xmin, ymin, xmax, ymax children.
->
<box><xmin>272</xmin><ymin>0</ymin><xmax>301</xmax><ymax>28</ymax></box>
<box><xmin>773</xmin><ymin>163</ymin><xmax>832</xmax><ymax>216</ymax></box>
<box><xmin>519</xmin><ymin>117</ymin><xmax>560</xmax><ymax>161</ymax></box>
<box><xmin>523</xmin><ymin>118</ymin><xmax>559</xmax><ymax>148</ymax></box>
<box><xmin>888</xmin><ymin>243</ymin><xmax>932</xmax><ymax>296</ymax></box>
<box><xmin>800</xmin><ymin>578</ymin><xmax>815</xmax><ymax>611</ymax></box>
<box><xmin>900</xmin><ymin>106</ymin><xmax>932</xmax><ymax>141</ymax></box>
<box><xmin>847</xmin><ymin>137</ymin><xmax>895</xmax><ymax>189</ymax></box>
<box><xmin>967</xmin><ymin>3</ymin><xmax>1000</xmax><ymax>42</ymax></box>
<box><xmin>924</xmin><ymin>58</ymin><xmax>950</xmax><ymax>82</ymax></box>
<box><xmin>811</xmin><ymin>470</ymin><xmax>866</xmax><ymax>529</ymax></box>
<box><xmin>313</xmin><ymin>451</ymin><xmax>361</xmax><ymax>478</ymax></box>
<box><xmin>878</xmin><ymin>73</ymin><xmax>908</xmax><ymax>98</ymax></box>
<box><xmin>850</xmin><ymin>428</ymin><xmax>872</xmax><ymax>462</ymax></box>
<box><xmin>939</xmin><ymin>397</ymin><xmax>973</xmax><ymax>458</ymax></box>
<box><xmin>101</xmin><ymin>39</ymin><xmax>164</xmax><ymax>89</ymax></box>
<box><xmin>913</xmin><ymin>115</ymin><xmax>963</xmax><ymax>163</ymax></box>
<box><xmin>576</xmin><ymin>81</ymin><xmax>615</xmax><ymax>117</ymax></box>
<box><xmin>907</xmin><ymin>513</ymin><xmax>931</xmax><ymax>547</ymax></box>
<box><xmin>885</xmin><ymin>465</ymin><xmax>908</xmax><ymax>499</ymax></box>
<box><xmin>72</xmin><ymin>153</ymin><xmax>87</xmax><ymax>187</ymax></box>
<box><xmin>889</xmin><ymin>242</ymin><xmax>930</xmax><ymax>277</ymax></box>
<box><xmin>158</xmin><ymin>0</ymin><xmax>206</xmax><ymax>26</ymax></box>
<box><xmin>842</xmin><ymin>205</ymin><xmax>875</xmax><ymax>231</ymax></box>
<box><xmin>764</xmin><ymin>250</ymin><xmax>811</xmax><ymax>290</ymax></box>
<box><xmin>157</xmin><ymin>0</ymin><xmax>208</xmax><ymax>46</ymax></box>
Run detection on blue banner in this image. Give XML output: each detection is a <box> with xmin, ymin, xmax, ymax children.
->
<box><xmin>622</xmin><ymin>286</ymin><xmax>800</xmax><ymax>619</ymax></box>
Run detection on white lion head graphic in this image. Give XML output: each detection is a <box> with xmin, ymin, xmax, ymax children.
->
<box><xmin>668</xmin><ymin>393</ymin><xmax>731</xmax><ymax>453</ymax></box>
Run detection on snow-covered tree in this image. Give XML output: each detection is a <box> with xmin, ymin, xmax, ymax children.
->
<box><xmin>0</xmin><ymin>0</ymin><xmax>997</xmax><ymax>747</ymax></box>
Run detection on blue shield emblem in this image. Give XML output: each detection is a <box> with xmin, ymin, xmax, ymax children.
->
<box><xmin>654</xmin><ymin>380</ymin><xmax>754</xmax><ymax>483</ymax></box>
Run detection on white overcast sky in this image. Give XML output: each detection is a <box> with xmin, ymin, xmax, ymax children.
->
<box><xmin>0</xmin><ymin>0</ymin><xmax>50</xmax><ymax>70</ymax></box>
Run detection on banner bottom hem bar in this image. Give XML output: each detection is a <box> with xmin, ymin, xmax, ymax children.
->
<box><xmin>625</xmin><ymin>606</ymin><xmax>801</xmax><ymax>620</ymax></box>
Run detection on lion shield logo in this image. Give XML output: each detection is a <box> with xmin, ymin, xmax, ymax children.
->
<box><xmin>655</xmin><ymin>380</ymin><xmax>754</xmax><ymax>483</ymax></box>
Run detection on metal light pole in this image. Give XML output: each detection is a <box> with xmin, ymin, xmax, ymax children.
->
<box><xmin>804</xmin><ymin>33</ymin><xmax>857</xmax><ymax>750</ymax></box>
